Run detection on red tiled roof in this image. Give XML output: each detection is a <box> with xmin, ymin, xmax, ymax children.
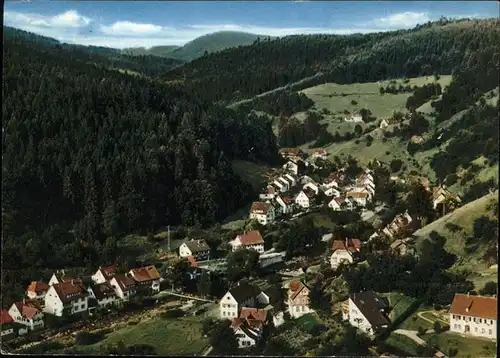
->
<box><xmin>27</xmin><ymin>280</ymin><xmax>50</xmax><ymax>293</ymax></box>
<box><xmin>52</xmin><ymin>281</ymin><xmax>87</xmax><ymax>303</ymax></box>
<box><xmin>279</xmin><ymin>148</ymin><xmax>303</xmax><ymax>156</ymax></box>
<box><xmin>99</xmin><ymin>265</ymin><xmax>118</xmax><ymax>280</ymax></box>
<box><xmin>302</xmin><ymin>187</ymin><xmax>316</xmax><ymax>199</ymax></box>
<box><xmin>237</xmin><ymin>230</ymin><xmax>265</xmax><ymax>246</ymax></box>
<box><xmin>14</xmin><ymin>301</ymin><xmax>42</xmax><ymax>319</ymax></box>
<box><xmin>450</xmin><ymin>294</ymin><xmax>497</xmax><ymax>320</ymax></box>
<box><xmin>113</xmin><ymin>274</ymin><xmax>136</xmax><ymax>291</ymax></box>
<box><xmin>239</xmin><ymin>307</ymin><xmax>267</xmax><ymax>322</ymax></box>
<box><xmin>1</xmin><ymin>310</ymin><xmax>13</xmax><ymax>324</ymax></box>
<box><xmin>281</xmin><ymin>196</ymin><xmax>294</xmax><ymax>205</ymax></box>
<box><xmin>130</xmin><ymin>265</ymin><xmax>161</xmax><ymax>282</ymax></box>
<box><xmin>264</xmin><ymin>185</ymin><xmax>276</xmax><ymax>194</ymax></box>
<box><xmin>250</xmin><ymin>201</ymin><xmax>272</xmax><ymax>215</ymax></box>
<box><xmin>289</xmin><ymin>280</ymin><xmax>310</xmax><ymax>300</ymax></box>
<box><xmin>347</xmin><ymin>191</ymin><xmax>369</xmax><ymax>199</ymax></box>
<box><xmin>332</xmin><ymin>239</ymin><xmax>361</xmax><ymax>253</ymax></box>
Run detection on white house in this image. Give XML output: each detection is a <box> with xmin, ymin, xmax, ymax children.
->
<box><xmin>178</xmin><ymin>239</ymin><xmax>211</xmax><ymax>261</ymax></box>
<box><xmin>330</xmin><ymin>239</ymin><xmax>361</xmax><ymax>269</ymax></box>
<box><xmin>303</xmin><ymin>182</ymin><xmax>320</xmax><ymax>195</ymax></box>
<box><xmin>91</xmin><ymin>265</ymin><xmax>118</xmax><ymax>284</ymax></box>
<box><xmin>8</xmin><ymin>300</ymin><xmax>45</xmax><ymax>331</ymax></box>
<box><xmin>87</xmin><ymin>282</ymin><xmax>119</xmax><ymax>309</ymax></box>
<box><xmin>356</xmin><ymin>173</ymin><xmax>374</xmax><ymax>187</ymax></box>
<box><xmin>328</xmin><ymin>197</ymin><xmax>353</xmax><ymax>211</ymax></box>
<box><xmin>322</xmin><ymin>185</ymin><xmax>341</xmax><ymax>197</ymax></box>
<box><xmin>284</xmin><ymin>174</ymin><xmax>297</xmax><ymax>187</ymax></box>
<box><xmin>449</xmin><ymin>293</ymin><xmax>497</xmax><ymax>340</ymax></box>
<box><xmin>346</xmin><ymin>191</ymin><xmax>370</xmax><ymax>207</ymax></box>
<box><xmin>44</xmin><ymin>281</ymin><xmax>88</xmax><ymax>317</ymax></box>
<box><xmin>128</xmin><ymin>266</ymin><xmax>162</xmax><ymax>294</ymax></box>
<box><xmin>287</xmin><ymin>281</ymin><xmax>314</xmax><ymax>319</ymax></box>
<box><xmin>231</xmin><ymin>307</ymin><xmax>268</xmax><ymax>348</ymax></box>
<box><xmin>431</xmin><ymin>186</ymin><xmax>462</xmax><ymax>210</ymax></box>
<box><xmin>109</xmin><ymin>274</ymin><xmax>136</xmax><ymax>301</ymax></box>
<box><xmin>295</xmin><ymin>188</ymin><xmax>315</xmax><ymax>209</ymax></box>
<box><xmin>382</xmin><ymin>211</ymin><xmax>413</xmax><ymax>238</ymax></box>
<box><xmin>249</xmin><ymin>202</ymin><xmax>276</xmax><ymax>226</ymax></box>
<box><xmin>275</xmin><ymin>195</ymin><xmax>294</xmax><ymax>215</ymax></box>
<box><xmin>278</xmin><ymin>177</ymin><xmax>291</xmax><ymax>190</ymax></box>
<box><xmin>342</xmin><ymin>291</ymin><xmax>390</xmax><ymax>336</ymax></box>
<box><xmin>283</xmin><ymin>161</ymin><xmax>299</xmax><ymax>175</ymax></box>
<box><xmin>323</xmin><ymin>171</ymin><xmax>346</xmax><ymax>189</ymax></box>
<box><xmin>311</xmin><ymin>148</ymin><xmax>328</xmax><ymax>160</ymax></box>
<box><xmin>48</xmin><ymin>270</ymin><xmax>83</xmax><ymax>286</ymax></box>
<box><xmin>230</xmin><ymin>230</ymin><xmax>265</xmax><ymax>254</ymax></box>
<box><xmin>272</xmin><ymin>179</ymin><xmax>286</xmax><ymax>193</ymax></box>
<box><xmin>219</xmin><ymin>282</ymin><xmax>270</xmax><ymax>319</ymax></box>
<box><xmin>26</xmin><ymin>280</ymin><xmax>50</xmax><ymax>301</ymax></box>
<box><xmin>1</xmin><ymin>310</ymin><xmax>15</xmax><ymax>339</ymax></box>
<box><xmin>259</xmin><ymin>185</ymin><xmax>278</xmax><ymax>201</ymax></box>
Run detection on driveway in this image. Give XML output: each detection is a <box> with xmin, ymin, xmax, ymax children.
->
<box><xmin>393</xmin><ymin>329</ymin><xmax>447</xmax><ymax>358</ymax></box>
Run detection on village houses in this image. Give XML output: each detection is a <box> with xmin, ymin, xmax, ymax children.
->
<box><xmin>1</xmin><ymin>310</ymin><xmax>16</xmax><ymax>339</ymax></box>
<box><xmin>87</xmin><ymin>282</ymin><xmax>119</xmax><ymax>309</ymax></box>
<box><xmin>249</xmin><ymin>201</ymin><xmax>276</xmax><ymax>226</ymax></box>
<box><xmin>328</xmin><ymin>196</ymin><xmax>353</xmax><ymax>211</ymax></box>
<box><xmin>295</xmin><ymin>187</ymin><xmax>316</xmax><ymax>209</ymax></box>
<box><xmin>342</xmin><ymin>291</ymin><xmax>390</xmax><ymax>336</ymax></box>
<box><xmin>109</xmin><ymin>274</ymin><xmax>136</xmax><ymax>301</ymax></box>
<box><xmin>219</xmin><ymin>282</ymin><xmax>270</xmax><ymax>320</ymax></box>
<box><xmin>26</xmin><ymin>280</ymin><xmax>50</xmax><ymax>301</ymax></box>
<box><xmin>449</xmin><ymin>293</ymin><xmax>497</xmax><ymax>340</ymax></box>
<box><xmin>431</xmin><ymin>186</ymin><xmax>462</xmax><ymax>212</ymax></box>
<box><xmin>330</xmin><ymin>238</ymin><xmax>362</xmax><ymax>269</ymax></box>
<box><xmin>303</xmin><ymin>181</ymin><xmax>320</xmax><ymax>194</ymax></box>
<box><xmin>346</xmin><ymin>191</ymin><xmax>371</xmax><ymax>207</ymax></box>
<box><xmin>231</xmin><ymin>308</ymin><xmax>268</xmax><ymax>348</ymax></box>
<box><xmin>178</xmin><ymin>239</ymin><xmax>211</xmax><ymax>261</ymax></box>
<box><xmin>390</xmin><ymin>238</ymin><xmax>417</xmax><ymax>257</ymax></box>
<box><xmin>311</xmin><ymin>148</ymin><xmax>328</xmax><ymax>161</ymax></box>
<box><xmin>279</xmin><ymin>148</ymin><xmax>306</xmax><ymax>161</ymax></box>
<box><xmin>230</xmin><ymin>230</ymin><xmax>266</xmax><ymax>254</ymax></box>
<box><xmin>382</xmin><ymin>211</ymin><xmax>414</xmax><ymax>238</ymax></box>
<box><xmin>44</xmin><ymin>279</ymin><xmax>89</xmax><ymax>317</ymax></box>
<box><xmin>8</xmin><ymin>300</ymin><xmax>45</xmax><ymax>331</ymax></box>
<box><xmin>91</xmin><ymin>265</ymin><xmax>118</xmax><ymax>284</ymax></box>
<box><xmin>283</xmin><ymin>158</ymin><xmax>306</xmax><ymax>176</ymax></box>
<box><xmin>128</xmin><ymin>266</ymin><xmax>162</xmax><ymax>294</ymax></box>
<box><xmin>48</xmin><ymin>270</ymin><xmax>83</xmax><ymax>286</ymax></box>
<box><xmin>274</xmin><ymin>195</ymin><xmax>295</xmax><ymax>215</ymax></box>
<box><xmin>259</xmin><ymin>184</ymin><xmax>278</xmax><ymax>201</ymax></box>
<box><xmin>287</xmin><ymin>280</ymin><xmax>314</xmax><ymax>318</ymax></box>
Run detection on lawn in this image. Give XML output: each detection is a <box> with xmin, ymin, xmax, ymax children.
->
<box><xmin>413</xmin><ymin>192</ymin><xmax>498</xmax><ymax>289</ymax></box>
<box><xmin>231</xmin><ymin>159</ymin><xmax>275</xmax><ymax>192</ymax></box>
<box><xmin>385</xmin><ymin>332</ymin><xmax>423</xmax><ymax>357</ymax></box>
<box><xmin>380</xmin><ymin>292</ymin><xmax>419</xmax><ymax>321</ymax></box>
<box><xmin>75</xmin><ymin>316</ymin><xmax>208</xmax><ymax>356</ymax></box>
<box><xmin>300</xmin><ymin>75</ymin><xmax>452</xmax><ymax>121</ymax></box>
<box><xmin>423</xmin><ymin>332</ymin><xmax>496</xmax><ymax>358</ymax></box>
<box><xmin>295</xmin><ymin>312</ymin><xmax>322</xmax><ymax>333</ymax></box>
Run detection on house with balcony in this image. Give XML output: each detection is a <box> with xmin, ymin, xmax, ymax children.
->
<box><xmin>8</xmin><ymin>300</ymin><xmax>45</xmax><ymax>332</ymax></box>
<box><xmin>91</xmin><ymin>265</ymin><xmax>118</xmax><ymax>284</ymax></box>
<box><xmin>230</xmin><ymin>230</ymin><xmax>265</xmax><ymax>254</ymax></box>
<box><xmin>44</xmin><ymin>280</ymin><xmax>89</xmax><ymax>317</ymax></box>
<box><xmin>109</xmin><ymin>274</ymin><xmax>137</xmax><ymax>301</ymax></box>
<box><xmin>287</xmin><ymin>280</ymin><xmax>314</xmax><ymax>318</ymax></box>
<box><xmin>128</xmin><ymin>266</ymin><xmax>162</xmax><ymax>294</ymax></box>
<box><xmin>26</xmin><ymin>280</ymin><xmax>50</xmax><ymax>301</ymax></box>
<box><xmin>219</xmin><ymin>282</ymin><xmax>270</xmax><ymax>320</ymax></box>
<box><xmin>449</xmin><ymin>293</ymin><xmax>497</xmax><ymax>340</ymax></box>
<box><xmin>342</xmin><ymin>291</ymin><xmax>390</xmax><ymax>336</ymax></box>
<box><xmin>178</xmin><ymin>239</ymin><xmax>211</xmax><ymax>261</ymax></box>
<box><xmin>249</xmin><ymin>201</ymin><xmax>276</xmax><ymax>226</ymax></box>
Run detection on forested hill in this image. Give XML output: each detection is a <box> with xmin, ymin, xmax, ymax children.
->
<box><xmin>161</xmin><ymin>18</ymin><xmax>500</xmax><ymax>104</ymax></box>
<box><xmin>2</xmin><ymin>29</ymin><xmax>279</xmax><ymax>301</ymax></box>
<box><xmin>3</xmin><ymin>26</ymin><xmax>185</xmax><ymax>77</ymax></box>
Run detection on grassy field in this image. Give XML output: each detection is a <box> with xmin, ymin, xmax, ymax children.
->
<box><xmin>423</xmin><ymin>332</ymin><xmax>496</xmax><ymax>358</ymax></box>
<box><xmin>297</xmin><ymin>212</ymin><xmax>337</xmax><ymax>230</ymax></box>
<box><xmin>75</xmin><ymin>316</ymin><xmax>208</xmax><ymax>356</ymax></box>
<box><xmin>300</xmin><ymin>75</ymin><xmax>452</xmax><ymax>121</ymax></box>
<box><xmin>413</xmin><ymin>192</ymin><xmax>498</xmax><ymax>289</ymax></box>
<box><xmin>385</xmin><ymin>332</ymin><xmax>423</xmax><ymax>357</ymax></box>
<box><xmin>295</xmin><ymin>312</ymin><xmax>323</xmax><ymax>332</ymax></box>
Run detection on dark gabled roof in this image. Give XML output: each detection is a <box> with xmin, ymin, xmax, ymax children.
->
<box><xmin>183</xmin><ymin>239</ymin><xmax>210</xmax><ymax>253</ymax></box>
<box><xmin>229</xmin><ymin>283</ymin><xmax>263</xmax><ymax>303</ymax></box>
<box><xmin>90</xmin><ymin>282</ymin><xmax>117</xmax><ymax>300</ymax></box>
<box><xmin>350</xmin><ymin>291</ymin><xmax>390</xmax><ymax>327</ymax></box>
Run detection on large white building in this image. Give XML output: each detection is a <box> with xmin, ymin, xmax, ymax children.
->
<box><xmin>449</xmin><ymin>293</ymin><xmax>497</xmax><ymax>340</ymax></box>
<box><xmin>44</xmin><ymin>280</ymin><xmax>89</xmax><ymax>317</ymax></box>
<box><xmin>230</xmin><ymin>230</ymin><xmax>265</xmax><ymax>254</ymax></box>
<box><xmin>295</xmin><ymin>188</ymin><xmax>315</xmax><ymax>209</ymax></box>
<box><xmin>219</xmin><ymin>282</ymin><xmax>270</xmax><ymax>319</ymax></box>
<box><xmin>8</xmin><ymin>300</ymin><xmax>45</xmax><ymax>331</ymax></box>
<box><xmin>249</xmin><ymin>202</ymin><xmax>276</xmax><ymax>226</ymax></box>
<box><xmin>178</xmin><ymin>239</ymin><xmax>211</xmax><ymax>261</ymax></box>
<box><xmin>287</xmin><ymin>281</ymin><xmax>314</xmax><ymax>319</ymax></box>
<box><xmin>342</xmin><ymin>291</ymin><xmax>390</xmax><ymax>336</ymax></box>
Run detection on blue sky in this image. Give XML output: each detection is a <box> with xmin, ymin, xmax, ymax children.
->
<box><xmin>4</xmin><ymin>1</ymin><xmax>498</xmax><ymax>49</ymax></box>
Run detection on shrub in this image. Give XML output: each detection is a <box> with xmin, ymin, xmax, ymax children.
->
<box><xmin>351</xmin><ymin>100</ymin><xmax>358</xmax><ymax>105</ymax></box>
<box><xmin>448</xmin><ymin>347</ymin><xmax>458</xmax><ymax>357</ymax></box>
<box><xmin>75</xmin><ymin>331</ymin><xmax>105</xmax><ymax>345</ymax></box>
<box><xmin>382</xmin><ymin>137</ymin><xmax>387</xmax><ymax>143</ymax></box>
<box><xmin>354</xmin><ymin>139</ymin><xmax>360</xmax><ymax>144</ymax></box>
<box><xmin>417</xmin><ymin>326</ymin><xmax>427</xmax><ymax>336</ymax></box>
<box><xmin>389</xmin><ymin>159</ymin><xmax>403</xmax><ymax>173</ymax></box>
<box><xmin>162</xmin><ymin>308</ymin><xmax>185</xmax><ymax>318</ymax></box>
<box><xmin>433</xmin><ymin>321</ymin><xmax>442</xmax><ymax>334</ymax></box>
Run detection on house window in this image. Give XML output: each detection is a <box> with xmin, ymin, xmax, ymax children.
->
<box><xmin>474</xmin><ymin>318</ymin><xmax>477</xmax><ymax>323</ymax></box>
<box><xmin>479</xmin><ymin>318</ymin><xmax>482</xmax><ymax>323</ymax></box>
<box><xmin>475</xmin><ymin>327</ymin><xmax>478</xmax><ymax>332</ymax></box>
<box><xmin>489</xmin><ymin>330</ymin><xmax>492</xmax><ymax>335</ymax></box>
<box><xmin>222</xmin><ymin>311</ymin><xmax>226</xmax><ymax>316</ymax></box>
<box><xmin>452</xmin><ymin>315</ymin><xmax>455</xmax><ymax>319</ymax></box>
<box><xmin>481</xmin><ymin>328</ymin><xmax>485</xmax><ymax>333</ymax></box>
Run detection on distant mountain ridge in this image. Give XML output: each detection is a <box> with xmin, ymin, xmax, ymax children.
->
<box><xmin>123</xmin><ymin>31</ymin><xmax>272</xmax><ymax>62</ymax></box>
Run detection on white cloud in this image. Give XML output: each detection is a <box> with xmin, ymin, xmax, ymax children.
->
<box><xmin>374</xmin><ymin>11</ymin><xmax>431</xmax><ymax>28</ymax></box>
<box><xmin>4</xmin><ymin>10</ymin><xmax>91</xmax><ymax>29</ymax></box>
<box><xmin>100</xmin><ymin>21</ymin><xmax>164</xmax><ymax>36</ymax></box>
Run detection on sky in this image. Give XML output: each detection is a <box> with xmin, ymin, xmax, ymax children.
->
<box><xmin>4</xmin><ymin>1</ymin><xmax>498</xmax><ymax>49</ymax></box>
